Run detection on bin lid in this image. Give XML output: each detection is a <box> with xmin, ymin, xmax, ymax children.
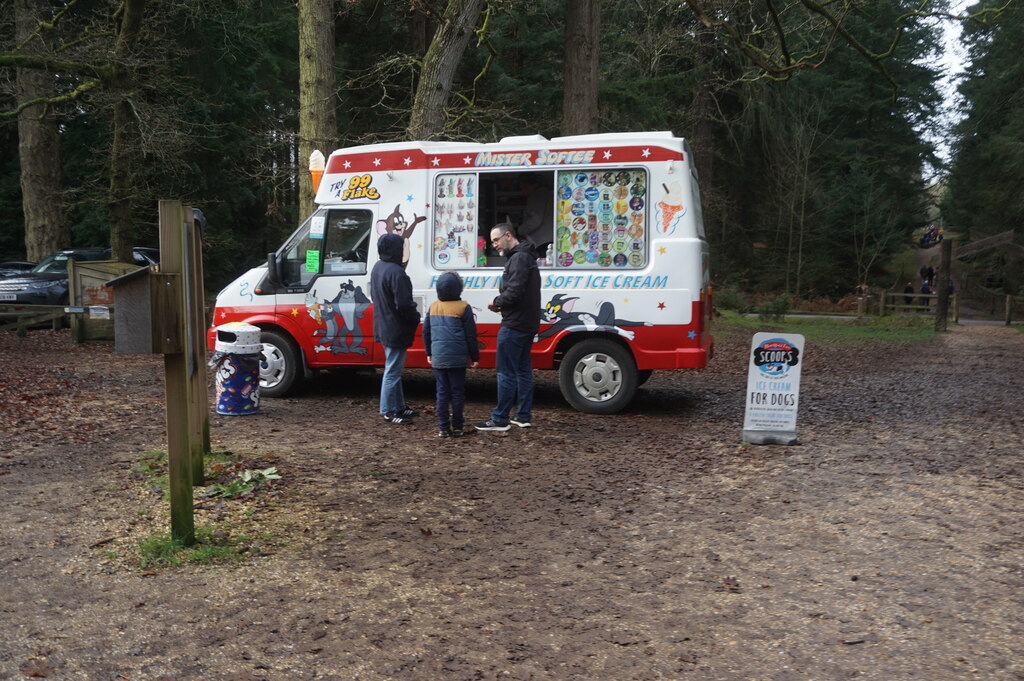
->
<box><xmin>215</xmin><ymin>322</ymin><xmax>262</xmax><ymax>354</ymax></box>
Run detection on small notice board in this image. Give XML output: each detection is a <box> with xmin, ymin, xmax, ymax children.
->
<box><xmin>742</xmin><ymin>332</ymin><xmax>805</xmax><ymax>445</ymax></box>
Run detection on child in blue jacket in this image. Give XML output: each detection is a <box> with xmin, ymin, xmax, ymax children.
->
<box><xmin>423</xmin><ymin>272</ymin><xmax>480</xmax><ymax>437</ymax></box>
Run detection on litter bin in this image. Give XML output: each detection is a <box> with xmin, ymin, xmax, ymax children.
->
<box><xmin>210</xmin><ymin>322</ymin><xmax>262</xmax><ymax>415</ymax></box>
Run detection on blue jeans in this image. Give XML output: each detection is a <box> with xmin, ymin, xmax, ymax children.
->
<box><xmin>492</xmin><ymin>326</ymin><xmax>534</xmax><ymax>424</ymax></box>
<box><xmin>380</xmin><ymin>346</ymin><xmax>408</xmax><ymax>416</ymax></box>
<box><xmin>434</xmin><ymin>367</ymin><xmax>467</xmax><ymax>431</ymax></box>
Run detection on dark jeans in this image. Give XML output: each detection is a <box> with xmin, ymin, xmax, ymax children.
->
<box><xmin>434</xmin><ymin>367</ymin><xmax>467</xmax><ymax>431</ymax></box>
<box><xmin>491</xmin><ymin>326</ymin><xmax>534</xmax><ymax>425</ymax></box>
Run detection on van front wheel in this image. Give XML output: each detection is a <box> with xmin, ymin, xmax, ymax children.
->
<box><xmin>259</xmin><ymin>329</ymin><xmax>302</xmax><ymax>398</ymax></box>
<box><xmin>559</xmin><ymin>339</ymin><xmax>637</xmax><ymax>414</ymax></box>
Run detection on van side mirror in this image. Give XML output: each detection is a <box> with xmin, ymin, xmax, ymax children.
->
<box><xmin>266</xmin><ymin>252</ymin><xmax>281</xmax><ymax>286</ymax></box>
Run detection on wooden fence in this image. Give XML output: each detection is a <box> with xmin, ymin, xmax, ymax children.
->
<box><xmin>0</xmin><ymin>304</ymin><xmax>66</xmax><ymax>334</ymax></box>
<box><xmin>867</xmin><ymin>290</ymin><xmax>1020</xmax><ymax>324</ymax></box>
<box><xmin>875</xmin><ymin>291</ymin><xmax>960</xmax><ymax>322</ymax></box>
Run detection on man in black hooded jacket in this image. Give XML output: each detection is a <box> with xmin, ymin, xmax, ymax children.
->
<box><xmin>475</xmin><ymin>223</ymin><xmax>541</xmax><ymax>431</ymax></box>
<box><xmin>370</xmin><ymin>233</ymin><xmax>421</xmax><ymax>424</ymax></box>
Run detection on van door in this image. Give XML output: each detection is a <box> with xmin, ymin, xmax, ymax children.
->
<box><xmin>275</xmin><ymin>208</ymin><xmax>377</xmax><ymax>364</ymax></box>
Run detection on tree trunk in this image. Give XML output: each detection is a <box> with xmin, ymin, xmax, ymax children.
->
<box><xmin>298</xmin><ymin>0</ymin><xmax>337</xmax><ymax>219</ymax></box>
<box><xmin>15</xmin><ymin>0</ymin><xmax>69</xmax><ymax>261</ymax></box>
<box><xmin>107</xmin><ymin>0</ymin><xmax>146</xmax><ymax>263</ymax></box>
<box><xmin>691</xmin><ymin>25</ymin><xmax>715</xmax><ymax>196</ymax></box>
<box><xmin>561</xmin><ymin>0</ymin><xmax>600</xmax><ymax>136</ymax></box>
<box><xmin>406</xmin><ymin>0</ymin><xmax>486</xmax><ymax>140</ymax></box>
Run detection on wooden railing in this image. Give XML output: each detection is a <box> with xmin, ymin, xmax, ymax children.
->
<box><xmin>0</xmin><ymin>304</ymin><xmax>66</xmax><ymax>335</ymax></box>
<box><xmin>869</xmin><ymin>290</ymin><xmax>1020</xmax><ymax>324</ymax></box>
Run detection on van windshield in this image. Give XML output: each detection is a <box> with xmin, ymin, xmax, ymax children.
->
<box><xmin>278</xmin><ymin>209</ymin><xmax>373</xmax><ymax>288</ymax></box>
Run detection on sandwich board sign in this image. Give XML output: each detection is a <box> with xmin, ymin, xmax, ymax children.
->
<box><xmin>742</xmin><ymin>333</ymin><xmax>805</xmax><ymax>445</ymax></box>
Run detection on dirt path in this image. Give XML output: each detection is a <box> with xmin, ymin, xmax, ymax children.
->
<box><xmin>1</xmin><ymin>325</ymin><xmax>1021</xmax><ymax>680</ymax></box>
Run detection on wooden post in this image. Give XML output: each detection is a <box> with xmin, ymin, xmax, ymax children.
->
<box><xmin>1006</xmin><ymin>295</ymin><xmax>1013</xmax><ymax>326</ymax></box>
<box><xmin>934</xmin><ymin>240</ymin><xmax>952</xmax><ymax>332</ymax></box>
<box><xmin>159</xmin><ymin>201</ymin><xmax>196</xmax><ymax>546</ymax></box>
<box><xmin>953</xmin><ymin>294</ymin><xmax>959</xmax><ymax>324</ymax></box>
<box><xmin>183</xmin><ymin>208</ymin><xmax>211</xmax><ymax>484</ymax></box>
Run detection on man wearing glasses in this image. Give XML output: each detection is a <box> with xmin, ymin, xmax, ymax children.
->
<box><xmin>475</xmin><ymin>224</ymin><xmax>541</xmax><ymax>431</ymax></box>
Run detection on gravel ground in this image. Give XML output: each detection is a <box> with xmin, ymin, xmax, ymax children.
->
<box><xmin>0</xmin><ymin>323</ymin><xmax>1021</xmax><ymax>681</ymax></box>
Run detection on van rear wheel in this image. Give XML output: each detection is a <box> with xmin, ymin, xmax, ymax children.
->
<box><xmin>559</xmin><ymin>339</ymin><xmax>637</xmax><ymax>414</ymax></box>
<box><xmin>259</xmin><ymin>329</ymin><xmax>302</xmax><ymax>398</ymax></box>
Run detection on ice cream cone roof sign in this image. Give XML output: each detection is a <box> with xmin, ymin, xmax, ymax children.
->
<box><xmin>309</xmin><ymin>150</ymin><xmax>326</xmax><ymax>193</ymax></box>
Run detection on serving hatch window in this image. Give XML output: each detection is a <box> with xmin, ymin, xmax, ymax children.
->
<box><xmin>554</xmin><ymin>168</ymin><xmax>649</xmax><ymax>269</ymax></box>
<box><xmin>430</xmin><ymin>168</ymin><xmax>650</xmax><ymax>269</ymax></box>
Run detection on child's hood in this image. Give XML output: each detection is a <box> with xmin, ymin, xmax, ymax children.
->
<box><xmin>436</xmin><ymin>272</ymin><xmax>463</xmax><ymax>301</ymax></box>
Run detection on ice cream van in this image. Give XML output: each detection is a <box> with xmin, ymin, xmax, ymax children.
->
<box><xmin>208</xmin><ymin>131</ymin><xmax>713</xmax><ymax>414</ymax></box>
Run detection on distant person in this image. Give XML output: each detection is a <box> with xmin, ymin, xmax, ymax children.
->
<box><xmin>475</xmin><ymin>224</ymin><xmax>541</xmax><ymax>432</ymax></box>
<box><xmin>424</xmin><ymin>272</ymin><xmax>479</xmax><ymax>438</ymax></box>
<box><xmin>903</xmin><ymin>282</ymin><xmax>915</xmax><ymax>310</ymax></box>
<box><xmin>515</xmin><ymin>174</ymin><xmax>553</xmax><ymax>258</ymax></box>
<box><xmin>370</xmin><ymin>233</ymin><xmax>421</xmax><ymax>425</ymax></box>
<box><xmin>920</xmin><ymin>281</ymin><xmax>934</xmax><ymax>308</ymax></box>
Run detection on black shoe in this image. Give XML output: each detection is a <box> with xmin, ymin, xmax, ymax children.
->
<box><xmin>383</xmin><ymin>414</ymin><xmax>413</xmax><ymax>425</ymax></box>
<box><xmin>437</xmin><ymin>429</ymin><xmax>451</xmax><ymax>438</ymax></box>
<box><xmin>398</xmin><ymin>407</ymin><xmax>420</xmax><ymax>418</ymax></box>
<box><xmin>474</xmin><ymin>419</ymin><xmax>510</xmax><ymax>432</ymax></box>
<box><xmin>510</xmin><ymin>418</ymin><xmax>532</xmax><ymax>428</ymax></box>
<box><xmin>451</xmin><ymin>429</ymin><xmax>465</xmax><ymax>437</ymax></box>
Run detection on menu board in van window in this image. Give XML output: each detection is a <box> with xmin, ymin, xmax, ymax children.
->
<box><xmin>554</xmin><ymin>169</ymin><xmax>648</xmax><ymax>269</ymax></box>
<box><xmin>432</xmin><ymin>173</ymin><xmax>478</xmax><ymax>267</ymax></box>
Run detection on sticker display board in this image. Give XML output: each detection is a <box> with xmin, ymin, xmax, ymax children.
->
<box><xmin>433</xmin><ymin>173</ymin><xmax>478</xmax><ymax>267</ymax></box>
<box><xmin>742</xmin><ymin>333</ymin><xmax>805</xmax><ymax>445</ymax></box>
<box><xmin>554</xmin><ymin>169</ymin><xmax>648</xmax><ymax>269</ymax></box>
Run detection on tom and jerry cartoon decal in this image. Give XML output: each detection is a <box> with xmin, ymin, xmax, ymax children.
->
<box><xmin>537</xmin><ymin>293</ymin><xmax>651</xmax><ymax>341</ymax></box>
<box><xmin>306</xmin><ymin>280</ymin><xmax>370</xmax><ymax>354</ymax></box>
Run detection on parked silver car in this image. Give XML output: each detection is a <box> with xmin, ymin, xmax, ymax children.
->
<box><xmin>0</xmin><ymin>247</ymin><xmax>159</xmax><ymax>306</ymax></box>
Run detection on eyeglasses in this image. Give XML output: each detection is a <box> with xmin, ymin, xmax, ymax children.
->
<box><xmin>490</xmin><ymin>232</ymin><xmax>509</xmax><ymax>246</ymax></box>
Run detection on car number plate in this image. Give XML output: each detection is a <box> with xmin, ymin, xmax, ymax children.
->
<box><xmin>0</xmin><ymin>293</ymin><xmax>16</xmax><ymax>301</ymax></box>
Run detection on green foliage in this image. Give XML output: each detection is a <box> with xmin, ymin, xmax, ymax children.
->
<box><xmin>203</xmin><ymin>467</ymin><xmax>281</xmax><ymax>499</ymax></box>
<box><xmin>757</xmin><ymin>294</ymin><xmax>791</xmax><ymax>322</ymax></box>
<box><xmin>944</xmin><ymin>1</ymin><xmax>1024</xmax><ymax>295</ymax></box>
<box><xmin>707</xmin><ymin>0</ymin><xmax>942</xmax><ymax>298</ymax></box>
<box><xmin>713</xmin><ymin>287</ymin><xmax>752</xmax><ymax>313</ymax></box>
<box><xmin>0</xmin><ymin>0</ymin><xmax>957</xmax><ymax>300</ymax></box>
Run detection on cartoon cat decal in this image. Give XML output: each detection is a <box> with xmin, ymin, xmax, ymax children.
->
<box><xmin>308</xmin><ymin>280</ymin><xmax>370</xmax><ymax>354</ymax></box>
<box><xmin>376</xmin><ymin>204</ymin><xmax>426</xmax><ymax>267</ymax></box>
<box><xmin>537</xmin><ymin>294</ymin><xmax>652</xmax><ymax>341</ymax></box>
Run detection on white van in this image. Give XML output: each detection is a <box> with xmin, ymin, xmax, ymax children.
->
<box><xmin>208</xmin><ymin>131</ymin><xmax>713</xmax><ymax>413</ymax></box>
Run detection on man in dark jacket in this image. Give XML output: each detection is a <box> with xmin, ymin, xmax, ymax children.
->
<box><xmin>370</xmin><ymin>233</ymin><xmax>421</xmax><ymax>425</ymax></box>
<box><xmin>475</xmin><ymin>224</ymin><xmax>541</xmax><ymax>431</ymax></box>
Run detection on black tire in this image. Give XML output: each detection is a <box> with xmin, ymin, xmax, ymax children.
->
<box><xmin>637</xmin><ymin>369</ymin><xmax>654</xmax><ymax>386</ymax></box>
<box><xmin>558</xmin><ymin>339</ymin><xmax>638</xmax><ymax>414</ymax></box>
<box><xmin>258</xmin><ymin>329</ymin><xmax>302</xmax><ymax>398</ymax></box>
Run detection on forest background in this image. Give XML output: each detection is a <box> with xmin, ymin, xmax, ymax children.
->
<box><xmin>1</xmin><ymin>0</ymin><xmax>1021</xmax><ymax>300</ymax></box>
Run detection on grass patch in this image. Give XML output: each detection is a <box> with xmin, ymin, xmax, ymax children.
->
<box><xmin>138</xmin><ymin>525</ymin><xmax>250</xmax><ymax>568</ymax></box>
<box><xmin>715</xmin><ymin>311</ymin><xmax>935</xmax><ymax>348</ymax></box>
<box><xmin>132</xmin><ymin>451</ymin><xmax>170</xmax><ymax>501</ymax></box>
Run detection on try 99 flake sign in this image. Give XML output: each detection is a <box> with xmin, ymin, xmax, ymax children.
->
<box><xmin>742</xmin><ymin>333</ymin><xmax>805</xmax><ymax>445</ymax></box>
